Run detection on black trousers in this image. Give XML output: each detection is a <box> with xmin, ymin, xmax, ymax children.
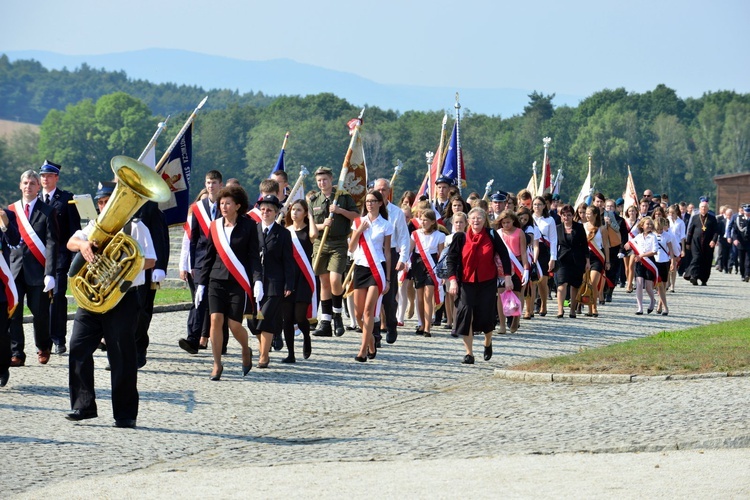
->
<box><xmin>49</xmin><ymin>269</ymin><xmax>69</xmax><ymax>347</ymax></box>
<box><xmin>0</xmin><ymin>308</ymin><xmax>9</xmax><ymax>371</ymax></box>
<box><xmin>9</xmin><ymin>273</ymin><xmax>51</xmax><ymax>360</ymax></box>
<box><xmin>133</xmin><ymin>272</ymin><xmax>155</xmax><ymax>354</ymax></box>
<box><xmin>68</xmin><ymin>290</ymin><xmax>139</xmax><ymax>421</ymax></box>
<box><xmin>379</xmin><ymin>248</ymin><xmax>399</xmax><ymax>333</ymax></box>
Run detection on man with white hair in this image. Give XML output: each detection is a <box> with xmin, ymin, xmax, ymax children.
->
<box><xmin>684</xmin><ymin>200</ymin><xmax>719</xmax><ymax>286</ymax></box>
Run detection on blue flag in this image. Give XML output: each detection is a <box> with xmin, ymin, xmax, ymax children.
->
<box><xmin>157</xmin><ymin>123</ymin><xmax>192</xmax><ymax>227</ymax></box>
<box><xmin>271</xmin><ymin>147</ymin><xmax>285</xmax><ymax>174</ymax></box>
<box><xmin>441</xmin><ymin>121</ymin><xmax>466</xmax><ymax>187</ymax></box>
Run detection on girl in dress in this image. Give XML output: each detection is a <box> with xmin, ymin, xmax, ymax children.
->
<box><xmin>532</xmin><ymin>196</ymin><xmax>558</xmax><ymax>317</ymax></box>
<box><xmin>494</xmin><ymin>210</ymin><xmax>529</xmax><ymax>333</ymax></box>
<box><xmin>624</xmin><ymin>217</ymin><xmax>658</xmax><ymax>315</ymax></box>
<box><xmin>622</xmin><ymin>205</ymin><xmax>641</xmax><ymax>293</ymax></box>
<box><xmin>409</xmin><ymin>209</ymin><xmax>446</xmax><ymax>338</ymax></box>
<box><xmin>583</xmin><ymin>206</ymin><xmax>610</xmax><ymax>317</ymax></box>
<box><xmin>517</xmin><ymin>207</ymin><xmax>540</xmax><ymax>320</ymax></box>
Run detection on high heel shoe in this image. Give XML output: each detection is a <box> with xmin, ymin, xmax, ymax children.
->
<box><xmin>210</xmin><ymin>364</ymin><xmax>224</xmax><ymax>381</ymax></box>
<box><xmin>242</xmin><ymin>348</ymin><xmax>252</xmax><ymax>376</ymax></box>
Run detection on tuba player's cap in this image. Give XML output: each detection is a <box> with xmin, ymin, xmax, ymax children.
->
<box><xmin>94</xmin><ymin>181</ymin><xmax>116</xmax><ymax>201</ymax></box>
<box><xmin>40</xmin><ymin>160</ymin><xmax>61</xmax><ymax>175</ymax></box>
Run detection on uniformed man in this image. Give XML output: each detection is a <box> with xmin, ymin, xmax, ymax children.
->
<box><xmin>39</xmin><ymin>160</ymin><xmax>81</xmax><ymax>355</ymax></box>
<box><xmin>65</xmin><ymin>182</ymin><xmax>156</xmax><ymax>428</ymax></box>
<box><xmin>309</xmin><ymin>167</ymin><xmax>359</xmax><ymax>337</ymax></box>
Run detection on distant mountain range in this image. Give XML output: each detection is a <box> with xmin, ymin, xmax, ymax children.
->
<box><xmin>4</xmin><ymin>49</ymin><xmax>583</xmax><ymax>117</ymax></box>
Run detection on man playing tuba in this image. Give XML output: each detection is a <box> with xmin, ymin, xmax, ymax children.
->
<box><xmin>65</xmin><ymin>181</ymin><xmax>157</xmax><ymax>429</ymax></box>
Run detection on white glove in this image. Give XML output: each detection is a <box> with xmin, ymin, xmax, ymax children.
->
<box><xmin>194</xmin><ymin>285</ymin><xmax>205</xmax><ymax>308</ymax></box>
<box><xmin>253</xmin><ymin>281</ymin><xmax>264</xmax><ymax>303</ymax></box>
<box><xmin>43</xmin><ymin>275</ymin><xmax>56</xmax><ymax>293</ymax></box>
<box><xmin>521</xmin><ymin>269</ymin><xmax>530</xmax><ymax>286</ymax></box>
<box><xmin>152</xmin><ymin>269</ymin><xmax>166</xmax><ymax>283</ymax></box>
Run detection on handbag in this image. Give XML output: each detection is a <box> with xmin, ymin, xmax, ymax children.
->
<box><xmin>435</xmin><ymin>245</ymin><xmax>450</xmax><ymax>279</ymax></box>
<box><xmin>576</xmin><ymin>272</ymin><xmax>595</xmax><ymax>305</ymax></box>
<box><xmin>500</xmin><ymin>289</ymin><xmax>522</xmax><ymax>317</ymax></box>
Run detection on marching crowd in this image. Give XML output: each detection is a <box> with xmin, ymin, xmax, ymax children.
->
<box><xmin>1</xmin><ymin>162</ymin><xmax>750</xmax><ymax>429</ymax></box>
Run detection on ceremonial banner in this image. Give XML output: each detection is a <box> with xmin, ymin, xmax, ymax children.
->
<box><xmin>271</xmin><ymin>132</ymin><xmax>288</xmax><ymax>175</ymax></box>
<box><xmin>538</xmin><ymin>155</ymin><xmax>551</xmax><ymax>196</ymax></box>
<box><xmin>441</xmin><ymin>121</ymin><xmax>466</xmax><ymax>188</ymax></box>
<box><xmin>343</xmin><ymin>118</ymin><xmax>368</xmax><ymax>211</ymax></box>
<box><xmin>622</xmin><ymin>166</ymin><xmax>638</xmax><ymax>214</ymax></box>
<box><xmin>158</xmin><ymin>123</ymin><xmax>193</xmax><ymax>227</ymax></box>
<box><xmin>574</xmin><ymin>162</ymin><xmax>592</xmax><ymax>209</ymax></box>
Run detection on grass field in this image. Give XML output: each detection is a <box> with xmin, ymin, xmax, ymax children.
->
<box><xmin>510</xmin><ymin>318</ymin><xmax>750</xmax><ymax>375</ymax></box>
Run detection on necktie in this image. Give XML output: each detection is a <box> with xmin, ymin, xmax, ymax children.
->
<box><xmin>211</xmin><ymin>203</ymin><xmax>216</xmax><ymax>220</ymax></box>
<box><xmin>24</xmin><ymin>203</ymin><xmax>30</xmax><ymax>219</ymax></box>
<box><xmin>45</xmin><ymin>194</ymin><xmax>50</xmax><ymax>204</ymax></box>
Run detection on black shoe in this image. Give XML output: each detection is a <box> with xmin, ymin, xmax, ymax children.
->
<box><xmin>178</xmin><ymin>338</ymin><xmax>199</xmax><ymax>355</ymax></box>
<box><xmin>450</xmin><ymin>330</ymin><xmax>458</xmax><ymax>338</ymax></box>
<box><xmin>333</xmin><ymin>314</ymin><xmax>345</xmax><ymax>337</ymax></box>
<box><xmin>690</xmin><ymin>278</ymin><xmax>698</xmax><ymax>286</ymax></box>
<box><xmin>432</xmin><ymin>319</ymin><xmax>441</xmax><ymax>327</ymax></box>
<box><xmin>113</xmin><ymin>419</ymin><xmax>136</xmax><ymax>428</ymax></box>
<box><xmin>312</xmin><ymin>320</ymin><xmax>333</xmax><ymax>337</ymax></box>
<box><xmin>0</xmin><ymin>368</ymin><xmax>9</xmax><ymax>387</ymax></box>
<box><xmin>367</xmin><ymin>346</ymin><xmax>377</xmax><ymax>360</ymax></box>
<box><xmin>700</xmin><ymin>282</ymin><xmax>707</xmax><ymax>286</ymax></box>
<box><xmin>415</xmin><ymin>326</ymin><xmax>424</xmax><ymax>336</ymax></box>
<box><xmin>354</xmin><ymin>355</ymin><xmax>367</xmax><ymax>362</ymax></box>
<box><xmin>66</xmin><ymin>409</ymin><xmax>98</xmax><ymax>421</ymax></box>
<box><xmin>210</xmin><ymin>364</ymin><xmax>224</xmax><ymax>381</ymax></box>
<box><xmin>54</xmin><ymin>344</ymin><xmax>67</xmax><ymax>355</ymax></box>
<box><xmin>375</xmin><ymin>337</ymin><xmax>382</xmax><ymax>348</ymax></box>
<box><xmin>423</xmin><ymin>331</ymin><xmax>432</xmax><ymax>338</ymax></box>
<box><xmin>462</xmin><ymin>354</ymin><xmax>475</xmax><ymax>365</ymax></box>
<box><xmin>386</xmin><ymin>329</ymin><xmax>398</xmax><ymax>344</ymax></box>
<box><xmin>281</xmin><ymin>355</ymin><xmax>296</xmax><ymax>364</ymax></box>
<box><xmin>483</xmin><ymin>344</ymin><xmax>493</xmax><ymax>361</ymax></box>
<box><xmin>137</xmin><ymin>352</ymin><xmax>147</xmax><ymax>369</ymax></box>
<box><xmin>303</xmin><ymin>337</ymin><xmax>312</xmax><ymax>359</ymax></box>
<box><xmin>272</xmin><ymin>332</ymin><xmax>284</xmax><ymax>351</ymax></box>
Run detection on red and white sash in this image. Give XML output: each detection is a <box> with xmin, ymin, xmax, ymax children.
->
<box><xmin>353</xmin><ymin>217</ymin><xmax>386</xmax><ymax>316</ymax></box>
<box><xmin>193</xmin><ymin>201</ymin><xmax>212</xmax><ymax>238</ymax></box>
<box><xmin>289</xmin><ymin>228</ymin><xmax>317</xmax><ymax>320</ymax></box>
<box><xmin>9</xmin><ymin>201</ymin><xmax>46</xmax><ymax>267</ymax></box>
<box><xmin>587</xmin><ymin>240</ymin><xmax>614</xmax><ymax>289</ymax></box>
<box><xmin>625</xmin><ymin>219</ymin><xmax>639</xmax><ymax>240</ymax></box>
<box><xmin>209</xmin><ymin>219</ymin><xmax>255</xmax><ymax>301</ymax></box>
<box><xmin>413</xmin><ymin>231</ymin><xmax>444</xmax><ymax>308</ymax></box>
<box><xmin>247</xmin><ymin>207</ymin><xmax>261</xmax><ymax>223</ymax></box>
<box><xmin>498</xmin><ymin>231</ymin><xmax>524</xmax><ymax>279</ymax></box>
<box><xmin>0</xmin><ymin>253</ymin><xmax>18</xmax><ymax>317</ymax></box>
<box><xmin>629</xmin><ymin>236</ymin><xmax>660</xmax><ymax>283</ymax></box>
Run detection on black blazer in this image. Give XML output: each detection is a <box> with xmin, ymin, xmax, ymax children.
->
<box><xmin>189</xmin><ymin>198</ymin><xmax>218</xmax><ymax>271</ymax></box>
<box><xmin>135</xmin><ymin>201</ymin><xmax>170</xmax><ymax>272</ymax></box>
<box><xmin>556</xmin><ymin>221</ymin><xmax>588</xmax><ymax>270</ymax></box>
<box><xmin>445</xmin><ymin>228</ymin><xmax>511</xmax><ymax>284</ymax></box>
<box><xmin>0</xmin><ymin>209</ymin><xmax>21</xmax><ymax>305</ymax></box>
<box><xmin>10</xmin><ymin>200</ymin><xmax>59</xmax><ymax>286</ymax></box>
<box><xmin>198</xmin><ymin>215</ymin><xmax>262</xmax><ymax>287</ymax></box>
<box><xmin>257</xmin><ymin>222</ymin><xmax>295</xmax><ymax>296</ymax></box>
<box><xmin>43</xmin><ymin>188</ymin><xmax>81</xmax><ymax>272</ymax></box>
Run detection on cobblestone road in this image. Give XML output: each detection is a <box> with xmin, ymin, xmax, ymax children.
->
<box><xmin>3</xmin><ymin>271</ymin><xmax>749</xmax><ymax>498</ymax></box>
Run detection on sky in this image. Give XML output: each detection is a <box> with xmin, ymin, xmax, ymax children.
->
<box><xmin>2</xmin><ymin>0</ymin><xmax>749</xmax><ymax>99</ymax></box>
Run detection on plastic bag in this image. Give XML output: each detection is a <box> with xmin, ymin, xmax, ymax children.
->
<box><xmin>500</xmin><ymin>290</ymin><xmax>522</xmax><ymax>317</ymax></box>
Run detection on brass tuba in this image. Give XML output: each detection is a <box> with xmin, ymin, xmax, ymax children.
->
<box><xmin>69</xmin><ymin>155</ymin><xmax>171</xmax><ymax>313</ymax></box>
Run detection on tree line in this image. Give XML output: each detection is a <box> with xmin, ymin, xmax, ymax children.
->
<box><xmin>1</xmin><ymin>55</ymin><xmax>748</xmax><ymax>207</ymax></box>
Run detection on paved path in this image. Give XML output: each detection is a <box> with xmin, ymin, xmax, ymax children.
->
<box><xmin>3</xmin><ymin>271</ymin><xmax>750</xmax><ymax>498</ymax></box>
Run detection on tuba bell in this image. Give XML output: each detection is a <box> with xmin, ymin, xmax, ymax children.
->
<box><xmin>69</xmin><ymin>155</ymin><xmax>171</xmax><ymax>313</ymax></box>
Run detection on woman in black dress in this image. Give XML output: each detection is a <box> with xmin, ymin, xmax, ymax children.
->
<box><xmin>281</xmin><ymin>199</ymin><xmax>319</xmax><ymax>363</ymax></box>
<box><xmin>554</xmin><ymin>204</ymin><xmax>589</xmax><ymax>318</ymax></box>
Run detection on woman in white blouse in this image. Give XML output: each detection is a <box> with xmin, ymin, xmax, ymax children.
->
<box><xmin>624</xmin><ymin>217</ymin><xmax>658</xmax><ymax>315</ymax></box>
<box><xmin>348</xmin><ymin>190</ymin><xmax>393</xmax><ymax>362</ymax></box>
<box><xmin>667</xmin><ymin>204</ymin><xmax>686</xmax><ymax>293</ymax></box>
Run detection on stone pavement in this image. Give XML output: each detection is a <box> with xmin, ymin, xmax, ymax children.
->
<box><xmin>3</xmin><ymin>271</ymin><xmax>750</xmax><ymax>498</ymax></box>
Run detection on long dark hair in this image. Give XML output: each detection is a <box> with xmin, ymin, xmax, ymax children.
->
<box><xmin>284</xmin><ymin>198</ymin><xmax>310</xmax><ymax>227</ymax></box>
<box><xmin>362</xmin><ymin>189</ymin><xmax>389</xmax><ymax>220</ymax></box>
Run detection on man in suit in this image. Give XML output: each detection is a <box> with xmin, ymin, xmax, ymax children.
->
<box><xmin>434</xmin><ymin>176</ymin><xmax>453</xmax><ymax>218</ymax></box>
<box><xmin>0</xmin><ymin>206</ymin><xmax>22</xmax><ymax>386</ymax></box>
<box><xmin>179</xmin><ymin>170</ymin><xmax>227</xmax><ymax>354</ymax></box>
<box><xmin>132</xmin><ymin>200</ymin><xmax>169</xmax><ymax>368</ymax></box>
<box><xmin>8</xmin><ymin>170</ymin><xmax>59</xmax><ymax>366</ymax></box>
<box><xmin>39</xmin><ymin>160</ymin><xmax>81</xmax><ymax>355</ymax></box>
